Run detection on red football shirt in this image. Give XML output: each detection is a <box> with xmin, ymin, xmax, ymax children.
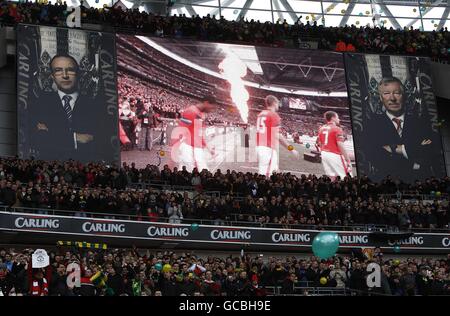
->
<box><xmin>256</xmin><ymin>110</ymin><xmax>281</xmax><ymax>149</ymax></box>
<box><xmin>317</xmin><ymin>123</ymin><xmax>345</xmax><ymax>155</ymax></box>
<box><xmin>179</xmin><ymin>105</ymin><xmax>207</xmax><ymax>148</ymax></box>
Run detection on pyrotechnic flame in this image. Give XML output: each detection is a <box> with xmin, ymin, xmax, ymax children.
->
<box><xmin>219</xmin><ymin>54</ymin><xmax>249</xmax><ymax>123</ymax></box>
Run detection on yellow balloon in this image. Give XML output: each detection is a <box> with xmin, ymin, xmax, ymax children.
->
<box><xmin>320</xmin><ymin>277</ymin><xmax>327</xmax><ymax>285</ymax></box>
<box><xmin>341</xmin><ymin>9</ymin><xmax>346</xmax><ymax>14</ymax></box>
<box><xmin>306</xmin><ymin>16</ymin><xmax>309</xmax><ymax>20</ymax></box>
<box><xmin>159</xmin><ymin>150</ymin><xmax>165</xmax><ymax>157</ymax></box>
<box><xmin>356</xmin><ymin>21</ymin><xmax>360</xmax><ymax>25</ymax></box>
<box><xmin>162</xmin><ymin>264</ymin><xmax>172</xmax><ymax>273</ymax></box>
<box><xmin>288</xmin><ymin>145</ymin><xmax>294</xmax><ymax>151</ymax></box>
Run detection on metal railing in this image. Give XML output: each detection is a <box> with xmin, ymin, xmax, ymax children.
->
<box><xmin>379</xmin><ymin>193</ymin><xmax>449</xmax><ymax>202</ymax></box>
<box><xmin>132</xmin><ymin>181</ymin><xmax>449</xmax><ymax>201</ymax></box>
<box><xmin>1</xmin><ymin>205</ymin><xmax>448</xmax><ymax>233</ymax></box>
<box><xmin>266</xmin><ymin>285</ymin><xmax>393</xmax><ymax>296</ymax></box>
<box><xmin>129</xmin><ymin>181</ymin><xmax>224</xmax><ymax>198</ymax></box>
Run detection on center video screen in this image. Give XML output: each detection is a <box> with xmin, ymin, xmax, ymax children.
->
<box><xmin>117</xmin><ymin>35</ymin><xmax>356</xmax><ymax>177</ymax></box>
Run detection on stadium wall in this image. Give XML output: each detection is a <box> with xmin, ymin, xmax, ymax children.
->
<box><xmin>0</xmin><ymin>55</ymin><xmax>17</xmax><ymax>157</ymax></box>
<box><xmin>1</xmin><ymin>211</ymin><xmax>449</xmax><ymax>254</ymax></box>
<box><xmin>436</xmin><ymin>97</ymin><xmax>450</xmax><ymax>175</ymax></box>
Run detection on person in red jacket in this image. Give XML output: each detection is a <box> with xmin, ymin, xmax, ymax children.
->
<box><xmin>27</xmin><ymin>257</ymin><xmax>52</xmax><ymax>297</ymax></box>
<box><xmin>250</xmin><ymin>275</ymin><xmax>266</xmax><ymax>296</ymax></box>
<box><xmin>30</xmin><ymin>269</ymin><xmax>49</xmax><ymax>296</ymax></box>
<box><xmin>346</xmin><ymin>43</ymin><xmax>356</xmax><ymax>52</ymax></box>
<box><xmin>335</xmin><ymin>40</ymin><xmax>347</xmax><ymax>52</ymax></box>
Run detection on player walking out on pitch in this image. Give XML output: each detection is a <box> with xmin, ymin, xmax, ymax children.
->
<box><xmin>175</xmin><ymin>95</ymin><xmax>217</xmax><ymax>171</ymax></box>
<box><xmin>256</xmin><ymin>95</ymin><xmax>299</xmax><ymax>176</ymax></box>
<box><xmin>317</xmin><ymin>111</ymin><xmax>353</xmax><ymax>180</ymax></box>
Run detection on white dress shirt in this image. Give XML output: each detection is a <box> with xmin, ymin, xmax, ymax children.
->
<box><xmin>57</xmin><ymin>90</ymin><xmax>79</xmax><ymax>111</ymax></box>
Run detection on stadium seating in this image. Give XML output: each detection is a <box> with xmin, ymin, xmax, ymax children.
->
<box><xmin>0</xmin><ymin>1</ymin><xmax>449</xmax><ymax>62</ymax></box>
<box><xmin>0</xmin><ymin>158</ymin><xmax>448</xmax><ymax>231</ymax></box>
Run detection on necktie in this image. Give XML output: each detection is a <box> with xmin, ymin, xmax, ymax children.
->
<box><xmin>392</xmin><ymin>118</ymin><xmax>403</xmax><ymax>136</ymax></box>
<box><xmin>62</xmin><ymin>95</ymin><xmax>73</xmax><ymax>122</ymax></box>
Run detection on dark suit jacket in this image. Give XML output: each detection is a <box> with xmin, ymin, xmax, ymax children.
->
<box><xmin>364</xmin><ymin>112</ymin><xmax>443</xmax><ymax>182</ymax></box>
<box><xmin>29</xmin><ymin>92</ymin><xmax>111</xmax><ymax>162</ymax></box>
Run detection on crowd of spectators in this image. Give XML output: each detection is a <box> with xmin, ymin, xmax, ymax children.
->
<box><xmin>0</xmin><ymin>158</ymin><xmax>449</xmax><ymax>230</ymax></box>
<box><xmin>0</xmin><ymin>1</ymin><xmax>449</xmax><ymax>62</ymax></box>
<box><xmin>0</xmin><ymin>246</ymin><xmax>449</xmax><ymax>296</ymax></box>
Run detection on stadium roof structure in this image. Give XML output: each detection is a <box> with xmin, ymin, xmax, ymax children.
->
<box><xmin>139</xmin><ymin>36</ymin><xmax>347</xmax><ymax>95</ymax></box>
<box><xmin>15</xmin><ymin>0</ymin><xmax>448</xmax><ymax>31</ymax></box>
<box><xmin>122</xmin><ymin>0</ymin><xmax>450</xmax><ymax>31</ymax></box>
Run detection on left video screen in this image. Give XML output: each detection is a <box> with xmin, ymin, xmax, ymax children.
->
<box><xmin>17</xmin><ymin>24</ymin><xmax>119</xmax><ymax>164</ymax></box>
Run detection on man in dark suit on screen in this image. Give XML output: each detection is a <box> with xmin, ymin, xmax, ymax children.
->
<box><xmin>364</xmin><ymin>76</ymin><xmax>441</xmax><ymax>182</ymax></box>
<box><xmin>30</xmin><ymin>54</ymin><xmax>102</xmax><ymax>161</ymax></box>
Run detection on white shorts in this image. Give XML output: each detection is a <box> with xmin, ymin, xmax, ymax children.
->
<box><xmin>321</xmin><ymin>151</ymin><xmax>351</xmax><ymax>178</ymax></box>
<box><xmin>256</xmin><ymin>146</ymin><xmax>279</xmax><ymax>176</ymax></box>
<box><xmin>178</xmin><ymin>142</ymin><xmax>208</xmax><ymax>172</ymax></box>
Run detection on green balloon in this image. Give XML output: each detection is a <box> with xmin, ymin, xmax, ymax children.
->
<box><xmin>312</xmin><ymin>232</ymin><xmax>339</xmax><ymax>259</ymax></box>
<box><xmin>436</xmin><ymin>191</ymin><xmax>441</xmax><ymax>197</ymax></box>
<box><xmin>393</xmin><ymin>244</ymin><xmax>401</xmax><ymax>253</ymax></box>
<box><xmin>190</xmin><ymin>223</ymin><xmax>199</xmax><ymax>231</ymax></box>
<box><xmin>154</xmin><ymin>263</ymin><xmax>163</xmax><ymax>271</ymax></box>
<box><xmin>105</xmin><ymin>287</ymin><xmax>115</xmax><ymax>296</ymax></box>
<box><xmin>305</xmin><ymin>143</ymin><xmax>310</xmax><ymax>149</ymax></box>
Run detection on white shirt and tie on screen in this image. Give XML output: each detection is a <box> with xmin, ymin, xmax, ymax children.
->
<box><xmin>379</xmin><ymin>78</ymin><xmax>432</xmax><ymax>170</ymax></box>
<box><xmin>36</xmin><ymin>55</ymin><xmax>94</xmax><ymax>148</ymax></box>
<box><xmin>59</xmin><ymin>90</ymin><xmax>83</xmax><ymax>149</ymax></box>
<box><xmin>385</xmin><ymin>111</ymin><xmax>408</xmax><ymax>159</ymax></box>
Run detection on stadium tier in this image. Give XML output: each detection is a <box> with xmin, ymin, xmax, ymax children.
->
<box><xmin>0</xmin><ymin>246</ymin><xmax>449</xmax><ymax>296</ymax></box>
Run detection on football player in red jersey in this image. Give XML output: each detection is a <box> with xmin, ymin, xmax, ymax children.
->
<box><xmin>317</xmin><ymin>111</ymin><xmax>352</xmax><ymax>179</ymax></box>
<box><xmin>174</xmin><ymin>95</ymin><xmax>217</xmax><ymax>171</ymax></box>
<box><xmin>256</xmin><ymin>95</ymin><xmax>299</xmax><ymax>176</ymax></box>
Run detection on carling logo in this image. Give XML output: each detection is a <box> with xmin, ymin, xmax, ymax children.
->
<box><xmin>15</xmin><ymin>217</ymin><xmax>60</xmax><ymax>229</ymax></box>
<box><xmin>210</xmin><ymin>229</ymin><xmax>251</xmax><ymax>241</ymax></box>
<box><xmin>147</xmin><ymin>226</ymin><xmax>189</xmax><ymax>237</ymax></box>
<box><xmin>271</xmin><ymin>233</ymin><xmax>310</xmax><ymax>243</ymax></box>
<box><xmin>82</xmin><ymin>222</ymin><xmax>125</xmax><ymax>233</ymax></box>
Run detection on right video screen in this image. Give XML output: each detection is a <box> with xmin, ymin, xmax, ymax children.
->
<box><xmin>345</xmin><ymin>53</ymin><xmax>447</xmax><ymax>182</ymax></box>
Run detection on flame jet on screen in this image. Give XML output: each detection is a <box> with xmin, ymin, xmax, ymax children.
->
<box><xmin>218</xmin><ymin>53</ymin><xmax>249</xmax><ymax>123</ymax></box>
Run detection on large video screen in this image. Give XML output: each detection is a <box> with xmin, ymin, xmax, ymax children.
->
<box><xmin>345</xmin><ymin>53</ymin><xmax>446</xmax><ymax>182</ymax></box>
<box><xmin>17</xmin><ymin>24</ymin><xmax>119</xmax><ymax>164</ymax></box>
<box><xmin>118</xmin><ymin>35</ymin><xmax>356</xmax><ymax>177</ymax></box>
